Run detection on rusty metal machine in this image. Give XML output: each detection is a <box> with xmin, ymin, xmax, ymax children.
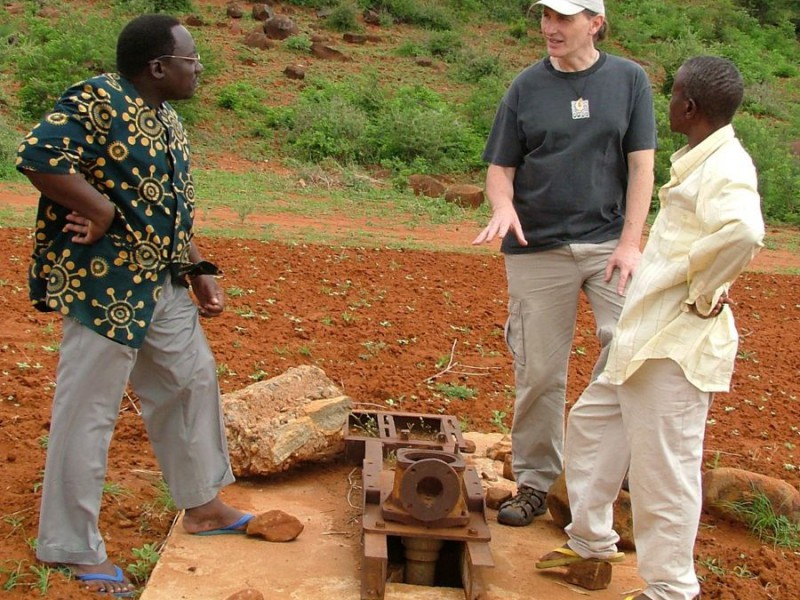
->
<box><xmin>344</xmin><ymin>409</ymin><xmax>493</xmax><ymax>600</ymax></box>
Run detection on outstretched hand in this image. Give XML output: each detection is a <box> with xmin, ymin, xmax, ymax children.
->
<box><xmin>472</xmin><ymin>204</ymin><xmax>527</xmax><ymax>246</ymax></box>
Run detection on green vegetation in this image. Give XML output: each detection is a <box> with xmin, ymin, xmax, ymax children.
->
<box><xmin>254</xmin><ymin>73</ymin><xmax>485</xmax><ymax>174</ymax></box>
<box><xmin>127</xmin><ymin>542</ymin><xmax>160</xmax><ymax>583</ymax></box>
<box><xmin>324</xmin><ymin>2</ymin><xmax>363</xmax><ymax>32</ymax></box>
<box><xmin>725</xmin><ymin>490</ymin><xmax>800</xmax><ymax>549</ymax></box>
<box><xmin>1</xmin><ymin>0</ymin><xmax>798</xmax><ymax>222</ymax></box>
<box><xmin>490</xmin><ymin>409</ymin><xmax>510</xmax><ymax>434</ymax></box>
<box><xmin>434</xmin><ymin>382</ymin><xmax>477</xmax><ymax>400</ymax></box>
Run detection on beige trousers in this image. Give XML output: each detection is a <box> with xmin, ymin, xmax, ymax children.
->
<box><xmin>504</xmin><ymin>240</ymin><xmax>624</xmax><ymax>492</ymax></box>
<box><xmin>565</xmin><ymin>359</ymin><xmax>709</xmax><ymax>600</ymax></box>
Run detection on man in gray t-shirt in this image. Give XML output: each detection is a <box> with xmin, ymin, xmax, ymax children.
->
<box><xmin>473</xmin><ymin>0</ymin><xmax>656</xmax><ymax>527</ymax></box>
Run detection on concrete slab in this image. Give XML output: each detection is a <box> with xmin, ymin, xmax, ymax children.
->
<box><xmin>142</xmin><ymin>447</ymin><xmax>645</xmax><ymax>600</ymax></box>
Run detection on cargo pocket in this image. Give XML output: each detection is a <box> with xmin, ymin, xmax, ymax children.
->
<box><xmin>505</xmin><ymin>298</ymin><xmax>526</xmax><ymax>367</ymax></box>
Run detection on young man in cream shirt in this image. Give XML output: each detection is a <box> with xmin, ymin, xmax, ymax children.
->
<box><xmin>537</xmin><ymin>56</ymin><xmax>765</xmax><ymax>600</ymax></box>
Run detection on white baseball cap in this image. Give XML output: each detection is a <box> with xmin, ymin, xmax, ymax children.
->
<box><xmin>534</xmin><ymin>0</ymin><xmax>605</xmax><ymax>16</ymax></box>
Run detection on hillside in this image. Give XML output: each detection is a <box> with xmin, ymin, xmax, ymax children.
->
<box><xmin>1</xmin><ymin>0</ymin><xmax>799</xmax><ymax>227</ymax></box>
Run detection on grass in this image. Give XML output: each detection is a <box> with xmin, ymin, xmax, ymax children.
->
<box><xmin>102</xmin><ymin>482</ymin><xmax>133</xmax><ymax>500</ymax></box>
<box><xmin>434</xmin><ymin>383</ymin><xmax>477</xmax><ymax>400</ymax></box>
<box><xmin>186</xmin><ymin>167</ymin><xmax>494</xmax><ymax>250</ymax></box>
<box><xmin>0</xmin><ymin>206</ymin><xmax>35</xmax><ymax>228</ymax></box>
<box><xmin>195</xmin><ymin>168</ymin><xmax>487</xmax><ymax>225</ymax></box>
<box><xmin>725</xmin><ymin>489</ymin><xmax>800</xmax><ymax>549</ymax></box>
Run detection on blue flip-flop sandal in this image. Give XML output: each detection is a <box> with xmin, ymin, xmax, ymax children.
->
<box><xmin>75</xmin><ymin>564</ymin><xmax>136</xmax><ymax>597</ymax></box>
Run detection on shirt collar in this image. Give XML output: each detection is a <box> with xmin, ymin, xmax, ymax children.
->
<box><xmin>670</xmin><ymin>124</ymin><xmax>736</xmax><ymax>181</ymax></box>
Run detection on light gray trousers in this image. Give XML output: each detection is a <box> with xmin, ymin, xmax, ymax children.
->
<box><xmin>565</xmin><ymin>359</ymin><xmax>708</xmax><ymax>600</ymax></box>
<box><xmin>37</xmin><ymin>275</ymin><xmax>235</xmax><ymax>566</ymax></box>
<box><xmin>504</xmin><ymin>240</ymin><xmax>624</xmax><ymax>493</ymax></box>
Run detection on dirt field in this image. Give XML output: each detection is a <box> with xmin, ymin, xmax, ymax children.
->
<box><xmin>1</xmin><ymin>199</ymin><xmax>799</xmax><ymax>598</ymax></box>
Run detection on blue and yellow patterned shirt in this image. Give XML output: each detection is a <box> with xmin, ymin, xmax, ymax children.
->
<box><xmin>16</xmin><ymin>73</ymin><xmax>197</xmax><ymax>347</ymax></box>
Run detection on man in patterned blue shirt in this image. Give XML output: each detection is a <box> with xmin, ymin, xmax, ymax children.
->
<box><xmin>17</xmin><ymin>14</ymin><xmax>259</xmax><ymax>596</ymax></box>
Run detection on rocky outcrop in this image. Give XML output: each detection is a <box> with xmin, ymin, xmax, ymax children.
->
<box><xmin>284</xmin><ymin>65</ymin><xmax>306</xmax><ymax>80</ymax></box>
<box><xmin>226</xmin><ymin>3</ymin><xmax>244</xmax><ymax>19</ymax></box>
<box><xmin>244</xmin><ymin>30</ymin><xmax>274</xmax><ymax>50</ymax></box>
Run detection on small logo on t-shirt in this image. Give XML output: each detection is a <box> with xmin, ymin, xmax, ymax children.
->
<box><xmin>571</xmin><ymin>98</ymin><xmax>590</xmax><ymax>119</ymax></box>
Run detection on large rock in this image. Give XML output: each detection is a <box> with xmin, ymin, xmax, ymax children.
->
<box><xmin>223</xmin><ymin>365</ymin><xmax>352</xmax><ymax>476</ymax></box>
<box><xmin>226</xmin><ymin>3</ymin><xmax>244</xmax><ymax>19</ymax></box>
<box><xmin>408</xmin><ymin>174</ymin><xmax>445</xmax><ymax>198</ymax></box>
<box><xmin>546</xmin><ymin>467</ymin><xmax>800</xmax><ymax>550</ymax></box>
<box><xmin>244</xmin><ymin>30</ymin><xmax>274</xmax><ymax>50</ymax></box>
<box><xmin>264</xmin><ymin>15</ymin><xmax>299</xmax><ymax>40</ymax></box>
<box><xmin>444</xmin><ymin>184</ymin><xmax>484</xmax><ymax>209</ymax></box>
<box><xmin>486</xmin><ymin>435</ymin><xmax>512</xmax><ymax>461</ymax></box>
<box><xmin>703</xmin><ymin>467</ymin><xmax>800</xmax><ymax>524</ymax></box>
<box><xmin>310</xmin><ymin>42</ymin><xmax>350</xmax><ymax>61</ymax></box>
<box><xmin>252</xmin><ymin>3</ymin><xmax>274</xmax><ymax>22</ymax></box>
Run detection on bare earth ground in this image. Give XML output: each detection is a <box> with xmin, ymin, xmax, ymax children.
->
<box><xmin>0</xmin><ymin>183</ymin><xmax>799</xmax><ymax>599</ymax></box>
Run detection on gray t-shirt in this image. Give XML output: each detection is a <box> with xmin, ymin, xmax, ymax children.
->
<box><xmin>483</xmin><ymin>53</ymin><xmax>656</xmax><ymax>254</ymax></box>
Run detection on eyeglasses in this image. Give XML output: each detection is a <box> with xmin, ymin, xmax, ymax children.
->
<box><xmin>150</xmin><ymin>54</ymin><xmax>202</xmax><ymax>64</ymax></box>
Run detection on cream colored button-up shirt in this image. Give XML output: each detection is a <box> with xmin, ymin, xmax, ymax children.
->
<box><xmin>604</xmin><ymin>125</ymin><xmax>765</xmax><ymax>392</ymax></box>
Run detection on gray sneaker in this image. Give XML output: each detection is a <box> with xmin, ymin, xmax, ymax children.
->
<box><xmin>497</xmin><ymin>486</ymin><xmax>547</xmax><ymax>526</ymax></box>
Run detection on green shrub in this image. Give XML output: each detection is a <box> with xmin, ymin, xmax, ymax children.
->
<box><xmin>452</xmin><ymin>51</ymin><xmax>504</xmax><ymax>83</ymax></box>
<box><xmin>278</xmin><ymin>75</ymin><xmax>483</xmax><ymax>173</ymax></box>
<box><xmin>508</xmin><ymin>18</ymin><xmax>529</xmax><ymax>40</ymax></box>
<box><xmin>734</xmin><ymin>114</ymin><xmax>800</xmax><ymax>224</ymax></box>
<box><xmin>325</xmin><ymin>2</ymin><xmax>363</xmax><ymax>32</ymax></box>
<box><xmin>369</xmin><ymin>0</ymin><xmax>454</xmax><ymax>31</ymax></box>
<box><xmin>0</xmin><ymin>113</ymin><xmax>21</xmax><ymax>180</ymax></box>
<box><xmin>394</xmin><ymin>40</ymin><xmax>425</xmax><ymax>57</ymax></box>
<box><xmin>217</xmin><ymin>82</ymin><xmax>269</xmax><ymax>116</ymax></box>
<box><xmin>735</xmin><ymin>0</ymin><xmax>798</xmax><ymax>31</ymax></box>
<box><xmin>251</xmin><ymin>106</ymin><xmax>296</xmax><ymax>138</ymax></box>
<box><xmin>742</xmin><ymin>81</ymin><xmax>788</xmax><ymax>119</ymax></box>
<box><xmin>113</xmin><ymin>0</ymin><xmax>194</xmax><ymax>13</ymax></box>
<box><xmin>464</xmin><ymin>75</ymin><xmax>511</xmax><ymax>138</ymax></box>
<box><xmin>367</xmin><ymin>84</ymin><xmax>484</xmax><ymax>172</ymax></box>
<box><xmin>290</xmin><ymin>92</ymin><xmax>372</xmax><ymax>163</ymax></box>
<box><xmin>425</xmin><ymin>30</ymin><xmax>463</xmax><ymax>60</ymax></box>
<box><xmin>285</xmin><ymin>34</ymin><xmax>313</xmax><ymax>52</ymax></box>
<box><xmin>11</xmin><ymin>16</ymin><xmax>117</xmax><ymax>119</ymax></box>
